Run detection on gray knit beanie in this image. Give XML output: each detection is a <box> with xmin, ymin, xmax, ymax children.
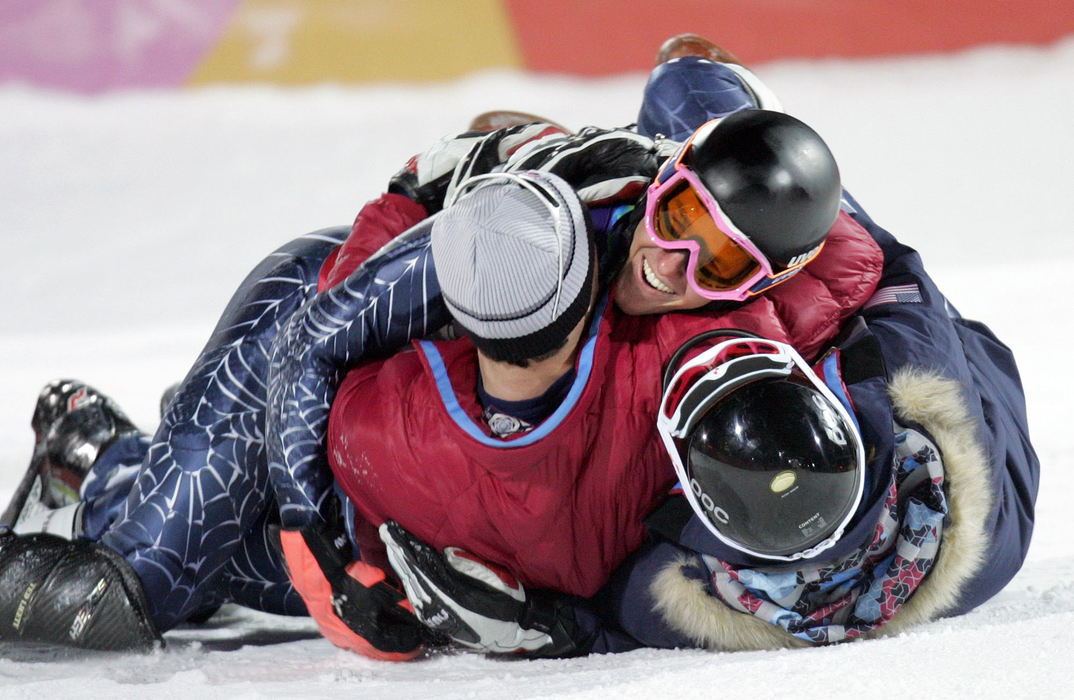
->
<box><xmin>431</xmin><ymin>171</ymin><xmax>594</xmax><ymax>362</ymax></box>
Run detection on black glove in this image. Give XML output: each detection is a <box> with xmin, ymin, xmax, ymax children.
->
<box><xmin>379</xmin><ymin>520</ymin><xmax>579</xmax><ymax>658</ymax></box>
<box><xmin>271</xmin><ymin>518</ymin><xmax>424</xmax><ymax>661</ymax></box>
<box><xmin>507</xmin><ymin>126</ymin><xmax>665</xmax><ymax>205</ymax></box>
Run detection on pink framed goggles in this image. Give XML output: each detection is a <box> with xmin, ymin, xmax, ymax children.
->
<box><xmin>644</xmin><ymin>121</ymin><xmax>824</xmax><ymax>301</ymax></box>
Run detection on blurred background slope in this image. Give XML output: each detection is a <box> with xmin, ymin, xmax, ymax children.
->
<box><xmin>3</xmin><ymin>0</ymin><xmax>1074</xmax><ymax>93</ymax></box>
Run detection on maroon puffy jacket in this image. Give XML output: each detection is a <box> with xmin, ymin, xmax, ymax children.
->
<box><xmin>327</xmin><ymin>211</ymin><xmax>882</xmax><ymax>596</ymax></box>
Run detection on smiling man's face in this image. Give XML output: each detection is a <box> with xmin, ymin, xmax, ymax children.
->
<box><xmin>612</xmin><ymin>220</ymin><xmax>711</xmax><ymax>315</ymax></box>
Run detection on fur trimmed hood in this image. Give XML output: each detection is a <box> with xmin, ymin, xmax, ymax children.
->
<box><xmin>650</xmin><ymin>367</ymin><xmax>993</xmax><ymax>651</ymax></box>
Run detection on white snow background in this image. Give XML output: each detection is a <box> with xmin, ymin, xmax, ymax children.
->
<box><xmin>2</xmin><ymin>39</ymin><xmax>1073</xmax><ymax>699</ymax></box>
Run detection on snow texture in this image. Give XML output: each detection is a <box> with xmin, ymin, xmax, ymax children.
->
<box><xmin>2</xmin><ymin>38</ymin><xmax>1073</xmax><ymax>699</ymax></box>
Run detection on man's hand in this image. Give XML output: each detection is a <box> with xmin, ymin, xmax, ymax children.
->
<box><xmin>272</xmin><ymin>521</ymin><xmax>423</xmax><ymax>661</ymax></box>
<box><xmin>379</xmin><ymin>520</ymin><xmax>578</xmax><ymax>658</ymax></box>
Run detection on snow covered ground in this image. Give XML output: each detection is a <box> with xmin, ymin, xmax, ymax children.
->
<box><xmin>2</xmin><ymin>39</ymin><xmax>1073</xmax><ymax>698</ymax></box>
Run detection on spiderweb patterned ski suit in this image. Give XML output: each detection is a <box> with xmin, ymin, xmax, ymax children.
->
<box><xmin>90</xmin><ymin>224</ymin><xmax>446</xmax><ymax>631</ymax></box>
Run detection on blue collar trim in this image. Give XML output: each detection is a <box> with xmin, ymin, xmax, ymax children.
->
<box><xmin>420</xmin><ymin>295</ymin><xmax>608</xmax><ymax>447</ymax></box>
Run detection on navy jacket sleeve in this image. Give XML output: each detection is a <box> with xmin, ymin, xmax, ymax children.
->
<box><xmin>847</xmin><ymin>195</ymin><xmax>1040</xmax><ymax>615</ymax></box>
<box><xmin>581</xmin><ymin>538</ymin><xmax>706</xmax><ymax>652</ymax></box>
<box><xmin>265</xmin><ymin>220</ymin><xmax>450</xmax><ymax>527</ymax></box>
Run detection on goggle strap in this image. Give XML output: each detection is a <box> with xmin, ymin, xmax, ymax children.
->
<box><xmin>670</xmin><ymin>355</ymin><xmax>794</xmax><ymax>438</ymax></box>
<box><xmin>662</xmin><ymin>337</ymin><xmax>791</xmax><ymax>433</ymax></box>
<box><xmin>661</xmin><ymin>329</ymin><xmax>762</xmax><ymax>393</ymax></box>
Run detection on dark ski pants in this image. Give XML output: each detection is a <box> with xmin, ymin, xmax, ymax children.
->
<box><xmin>86</xmin><ymin>228</ymin><xmax>347</xmax><ymax>631</ymax></box>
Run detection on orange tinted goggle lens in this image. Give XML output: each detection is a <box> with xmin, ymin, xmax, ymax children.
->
<box><xmin>652</xmin><ymin>181</ymin><xmax>762</xmax><ymax>291</ymax></box>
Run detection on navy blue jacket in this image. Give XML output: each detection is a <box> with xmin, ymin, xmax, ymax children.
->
<box><xmin>571</xmin><ymin>199</ymin><xmax>1040</xmax><ymax>653</ymax></box>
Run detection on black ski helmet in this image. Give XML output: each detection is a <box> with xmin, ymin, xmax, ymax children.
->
<box><xmin>658</xmin><ymin>334</ymin><xmax>864</xmax><ymax>561</ymax></box>
<box><xmin>685</xmin><ymin>110</ymin><xmax>842</xmax><ymax>269</ymax></box>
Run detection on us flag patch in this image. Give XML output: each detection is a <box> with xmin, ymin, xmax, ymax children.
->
<box><xmin>864</xmin><ymin>283</ymin><xmax>923</xmax><ymax>309</ymax></box>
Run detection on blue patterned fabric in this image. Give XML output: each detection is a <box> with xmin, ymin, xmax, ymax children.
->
<box><xmin>265</xmin><ymin>220</ymin><xmax>449</xmax><ymax>528</ymax></box>
<box><xmin>702</xmin><ymin>426</ymin><xmax>947</xmax><ymax>643</ymax></box>
<box><xmin>91</xmin><ymin>222</ymin><xmax>460</xmax><ymax>631</ymax></box>
<box><xmin>91</xmin><ymin>229</ymin><xmax>348</xmax><ymax>630</ymax></box>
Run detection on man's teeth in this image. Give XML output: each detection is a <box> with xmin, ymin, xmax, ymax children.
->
<box><xmin>642</xmin><ymin>258</ymin><xmax>674</xmax><ymax>294</ymax></box>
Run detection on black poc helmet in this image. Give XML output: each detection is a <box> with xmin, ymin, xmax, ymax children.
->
<box><xmin>687</xmin><ymin>109</ymin><xmax>842</xmax><ymax>269</ymax></box>
<box><xmin>657</xmin><ymin>333</ymin><xmax>865</xmax><ymax>561</ymax></box>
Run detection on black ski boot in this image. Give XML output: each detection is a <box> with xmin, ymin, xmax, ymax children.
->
<box><xmin>1</xmin><ymin>380</ymin><xmax>139</xmax><ymax>533</ymax></box>
<box><xmin>31</xmin><ymin>379</ymin><xmax>139</xmax><ymax>507</ymax></box>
